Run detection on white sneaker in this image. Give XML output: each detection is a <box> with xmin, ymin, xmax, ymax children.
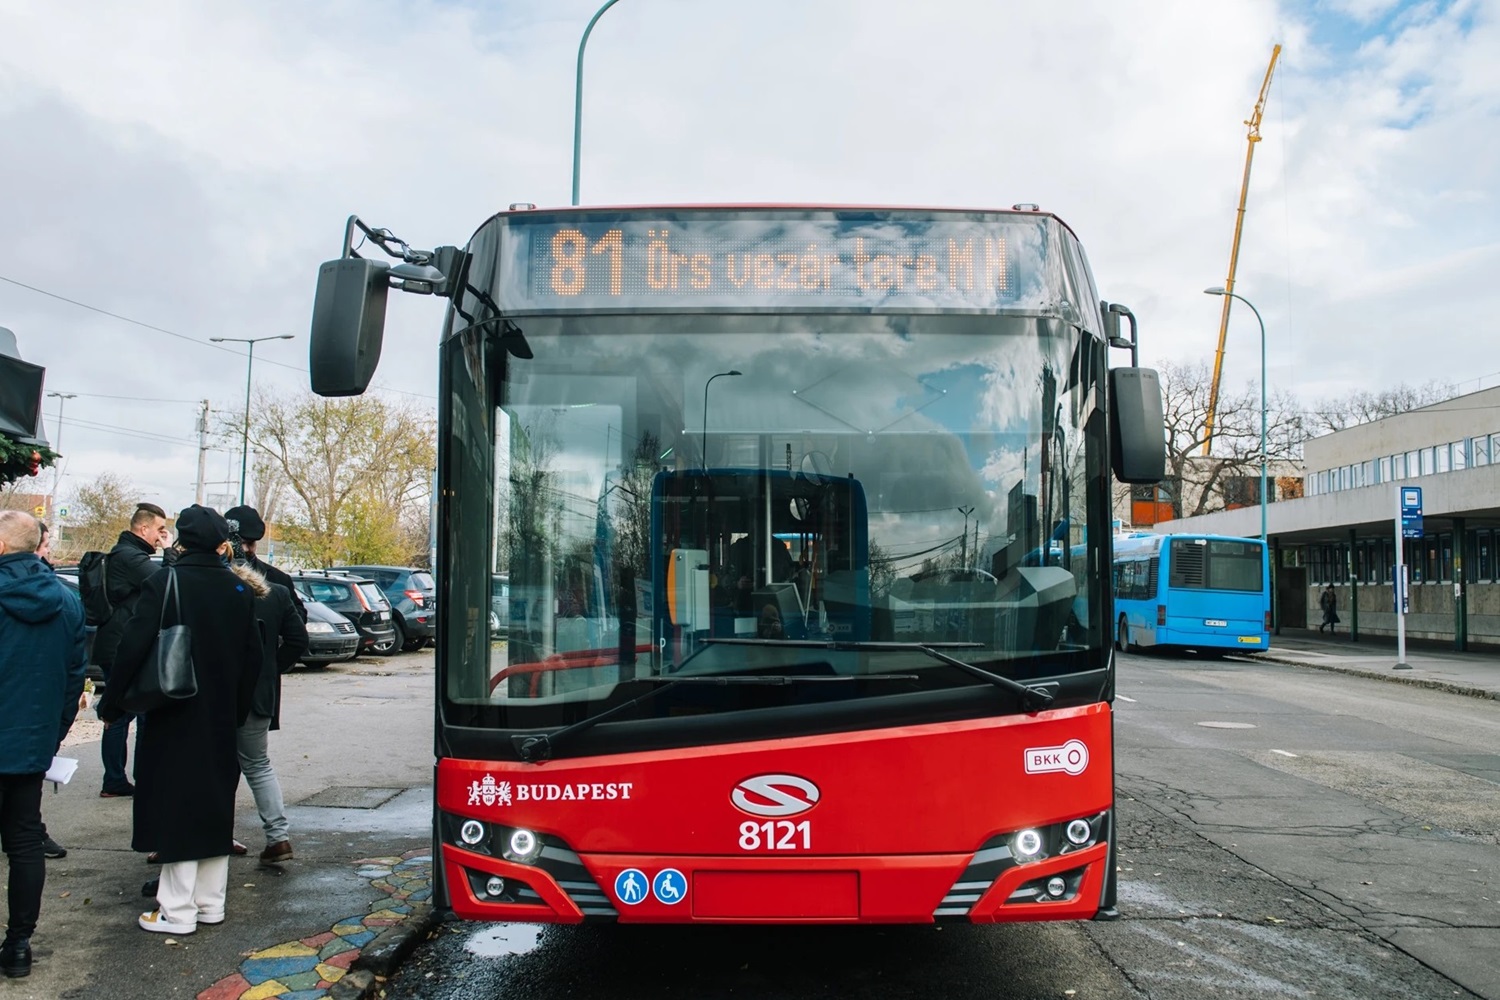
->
<box><xmin>138</xmin><ymin>910</ymin><xmax>196</xmax><ymax>935</ymax></box>
<box><xmin>197</xmin><ymin>910</ymin><xmax>225</xmax><ymax>925</ymax></box>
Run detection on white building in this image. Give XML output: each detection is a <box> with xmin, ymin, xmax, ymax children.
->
<box><xmin>1154</xmin><ymin>385</ymin><xmax>1500</xmax><ymax>648</ymax></box>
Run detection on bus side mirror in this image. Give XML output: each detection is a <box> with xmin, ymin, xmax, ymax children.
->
<box><xmin>309</xmin><ymin>258</ymin><xmax>390</xmax><ymax>397</ymax></box>
<box><xmin>1109</xmin><ymin>367</ymin><xmax>1165</xmax><ymax>484</ymax></box>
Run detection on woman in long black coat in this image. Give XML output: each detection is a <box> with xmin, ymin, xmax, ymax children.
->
<box><xmin>98</xmin><ymin>505</ymin><xmax>261</xmax><ymax>935</ymax></box>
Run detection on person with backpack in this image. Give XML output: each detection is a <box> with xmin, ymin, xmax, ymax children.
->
<box><xmin>85</xmin><ymin>502</ymin><xmax>169</xmax><ymax>798</ymax></box>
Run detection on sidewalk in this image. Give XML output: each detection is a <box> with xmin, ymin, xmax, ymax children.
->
<box><xmin>1249</xmin><ymin>628</ymin><xmax>1500</xmax><ymax>700</ymax></box>
<box><xmin>12</xmin><ymin>654</ymin><xmax>437</xmax><ymax>1000</ymax></box>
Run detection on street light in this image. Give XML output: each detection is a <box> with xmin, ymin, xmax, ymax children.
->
<box><xmin>1203</xmin><ymin>287</ymin><xmax>1266</xmax><ymax>543</ymax></box>
<box><xmin>571</xmin><ymin>0</ymin><xmax>625</xmax><ymax>206</ymax></box>
<box><xmin>45</xmin><ymin>390</ymin><xmax>76</xmax><ymax>530</ymax></box>
<box><xmin>209</xmin><ymin>334</ymin><xmax>295</xmax><ymax>506</ymax></box>
<box><xmin>702</xmin><ymin>370</ymin><xmax>741</xmax><ymax>470</ymax></box>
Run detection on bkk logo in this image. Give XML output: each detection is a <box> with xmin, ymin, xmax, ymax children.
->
<box><xmin>730</xmin><ymin>774</ymin><xmax>820</xmax><ymax>817</ymax></box>
<box><xmin>1023</xmin><ymin>739</ymin><xmax>1089</xmax><ymax>776</ymax></box>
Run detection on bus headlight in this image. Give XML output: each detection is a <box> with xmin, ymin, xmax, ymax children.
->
<box><xmin>459</xmin><ymin>820</ymin><xmax>486</xmax><ymax>846</ymax></box>
<box><xmin>1013</xmin><ymin>828</ymin><xmax>1043</xmax><ymax>858</ymax></box>
<box><xmin>1065</xmin><ymin>819</ymin><xmax>1092</xmax><ymax>845</ymax></box>
<box><xmin>506</xmin><ymin>828</ymin><xmax>542</xmax><ymax>863</ymax></box>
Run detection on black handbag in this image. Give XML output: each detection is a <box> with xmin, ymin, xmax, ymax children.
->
<box><xmin>119</xmin><ymin>569</ymin><xmax>197</xmax><ymax>713</ymax></box>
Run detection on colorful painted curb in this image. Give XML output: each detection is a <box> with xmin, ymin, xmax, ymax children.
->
<box><xmin>198</xmin><ymin>849</ymin><xmax>432</xmax><ymax>1000</ymax></box>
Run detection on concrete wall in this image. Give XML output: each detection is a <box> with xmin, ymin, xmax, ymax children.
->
<box><xmin>1306</xmin><ymin>581</ymin><xmax>1500</xmax><ymax>645</ymax></box>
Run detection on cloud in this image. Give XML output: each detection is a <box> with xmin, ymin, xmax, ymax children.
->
<box><xmin>1</xmin><ymin>0</ymin><xmax>1497</xmax><ymax>514</ymax></box>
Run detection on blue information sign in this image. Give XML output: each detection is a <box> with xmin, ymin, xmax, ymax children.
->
<box><xmin>1400</xmin><ymin>486</ymin><xmax>1423</xmax><ymax>539</ymax></box>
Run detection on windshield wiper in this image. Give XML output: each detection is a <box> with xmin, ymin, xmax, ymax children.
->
<box><xmin>705</xmin><ymin>638</ymin><xmax>1056</xmax><ymax>712</ymax></box>
<box><xmin>511</xmin><ymin>672</ymin><xmax>918</xmax><ymax>763</ymax></box>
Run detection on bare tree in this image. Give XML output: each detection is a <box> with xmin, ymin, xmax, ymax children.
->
<box><xmin>1308</xmin><ymin>379</ymin><xmax>1455</xmax><ymax>434</ymax></box>
<box><xmin>1158</xmin><ymin>359</ymin><xmax>1305</xmax><ymax>518</ymax></box>
<box><xmin>249</xmin><ymin>390</ymin><xmax>436</xmax><ymax>566</ymax></box>
<box><xmin>61</xmin><ymin>471</ymin><xmax>136</xmax><ymax>559</ymax></box>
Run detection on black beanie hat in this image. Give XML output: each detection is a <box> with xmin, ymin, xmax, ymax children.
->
<box><xmin>223</xmin><ymin>505</ymin><xmax>266</xmax><ymax>542</ymax></box>
<box><xmin>176</xmin><ymin>504</ymin><xmax>230</xmax><ymax>553</ymax></box>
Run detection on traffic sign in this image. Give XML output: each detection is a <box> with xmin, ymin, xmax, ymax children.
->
<box><xmin>32</xmin><ymin>504</ymin><xmax>44</xmax><ymax>516</ymax></box>
<box><xmin>56</xmin><ymin>504</ymin><xmax>69</xmax><ymax>519</ymax></box>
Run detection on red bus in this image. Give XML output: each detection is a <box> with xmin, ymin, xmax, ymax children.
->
<box><xmin>309</xmin><ymin>206</ymin><xmax>1164</xmax><ymax>925</ymax></box>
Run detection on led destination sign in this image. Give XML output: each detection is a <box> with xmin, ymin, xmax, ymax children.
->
<box><xmin>500</xmin><ymin>215</ymin><xmax>1060</xmax><ymax>313</ymax></box>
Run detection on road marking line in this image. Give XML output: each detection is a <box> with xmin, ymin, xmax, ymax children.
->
<box><xmin>1116</xmin><ymin>695</ymin><xmax>1137</xmax><ymax>703</ymax></box>
<box><xmin>1270</xmin><ymin>749</ymin><xmax>1298</xmax><ymax>758</ymax></box>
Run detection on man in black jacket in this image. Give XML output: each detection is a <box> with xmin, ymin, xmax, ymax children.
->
<box><xmin>93</xmin><ymin>502</ymin><xmax>169</xmax><ymax>798</ymax></box>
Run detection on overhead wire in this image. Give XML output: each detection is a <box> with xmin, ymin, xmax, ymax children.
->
<box><xmin>0</xmin><ymin>272</ymin><xmax>437</xmax><ymax>401</ymax></box>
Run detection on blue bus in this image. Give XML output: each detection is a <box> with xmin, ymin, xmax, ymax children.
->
<box><xmin>1112</xmin><ymin>533</ymin><xmax>1270</xmax><ymax>655</ymax></box>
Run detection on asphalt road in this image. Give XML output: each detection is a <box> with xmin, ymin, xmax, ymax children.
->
<box><xmin>388</xmin><ymin>651</ymin><xmax>1500</xmax><ymax>999</ymax></box>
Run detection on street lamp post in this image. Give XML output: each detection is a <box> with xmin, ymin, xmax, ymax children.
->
<box><xmin>571</xmin><ymin>0</ymin><xmax>625</xmax><ymax>206</ymax></box>
<box><xmin>702</xmin><ymin>370</ymin><xmax>741</xmax><ymax>470</ymax></box>
<box><xmin>1203</xmin><ymin>287</ymin><xmax>1267</xmax><ymax>543</ymax></box>
<box><xmin>210</xmin><ymin>334</ymin><xmax>295</xmax><ymax>506</ymax></box>
<box><xmin>45</xmin><ymin>390</ymin><xmax>76</xmax><ymax>530</ymax></box>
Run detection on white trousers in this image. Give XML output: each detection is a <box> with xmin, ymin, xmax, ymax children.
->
<box><xmin>156</xmin><ymin>856</ymin><xmax>229</xmax><ymax>926</ymax></box>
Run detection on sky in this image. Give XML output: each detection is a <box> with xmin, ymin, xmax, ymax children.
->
<box><xmin>1</xmin><ymin>0</ymin><xmax>1497</xmax><ymax>514</ymax></box>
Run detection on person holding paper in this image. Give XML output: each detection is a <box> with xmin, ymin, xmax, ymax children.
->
<box><xmin>0</xmin><ymin>511</ymin><xmax>87</xmax><ymax>978</ymax></box>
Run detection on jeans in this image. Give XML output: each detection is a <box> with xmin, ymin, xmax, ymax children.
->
<box><xmin>101</xmin><ymin>712</ymin><xmax>140</xmax><ymax>792</ymax></box>
<box><xmin>236</xmin><ymin>714</ymin><xmax>288</xmax><ymax>844</ymax></box>
<box><xmin>0</xmin><ymin>773</ymin><xmax>45</xmax><ymax>939</ymax></box>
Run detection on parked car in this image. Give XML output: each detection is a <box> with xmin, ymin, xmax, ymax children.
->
<box><xmin>288</xmin><ymin>571</ymin><xmax>398</xmax><ymax>656</ymax></box>
<box><xmin>491</xmin><ymin>573</ymin><xmax>509</xmax><ymax>638</ymax></box>
<box><xmin>52</xmin><ymin>569</ymin><xmax>99</xmax><ymax>680</ymax></box>
<box><xmin>327</xmin><ymin>565</ymin><xmax>435</xmax><ymax>652</ymax></box>
<box><xmin>299</xmin><ymin>599</ymin><xmax>361</xmax><ymax>667</ymax></box>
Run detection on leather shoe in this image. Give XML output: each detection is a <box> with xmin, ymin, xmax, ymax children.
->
<box><xmin>99</xmin><ymin>784</ymin><xmax>135</xmax><ymax>798</ymax></box>
<box><xmin>231</xmin><ymin>839</ymin><xmax>248</xmax><ymax>856</ymax></box>
<box><xmin>43</xmin><ymin>837</ymin><xmax>67</xmax><ymax>860</ymax></box>
<box><xmin>260</xmin><ymin>840</ymin><xmax>294</xmax><ymax>863</ymax></box>
<box><xmin>0</xmin><ymin>937</ymin><xmax>30</xmax><ymax>979</ymax></box>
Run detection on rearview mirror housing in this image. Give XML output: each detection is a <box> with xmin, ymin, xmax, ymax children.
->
<box><xmin>1109</xmin><ymin>367</ymin><xmax>1165</xmax><ymax>484</ymax></box>
<box><xmin>309</xmin><ymin>258</ymin><xmax>389</xmax><ymax>397</ymax></box>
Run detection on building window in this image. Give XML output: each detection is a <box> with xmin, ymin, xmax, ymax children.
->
<box><xmin>1407</xmin><ymin>450</ymin><xmax>1420</xmax><ymax>477</ymax></box>
<box><xmin>1440</xmin><ymin>533</ymin><xmax>1453</xmax><ymax>582</ymax></box>
<box><xmin>1407</xmin><ymin>539</ymin><xmax>1423</xmax><ymax>582</ymax></box>
<box><xmin>1478</xmin><ymin>530</ymin><xmax>1495</xmax><ymax>582</ymax></box>
<box><xmin>1420</xmin><ymin>449</ymin><xmax>1435</xmax><ymax>476</ymax></box>
<box><xmin>1379</xmin><ymin>456</ymin><xmax>1391</xmax><ymax>482</ymax></box>
<box><xmin>1474</xmin><ymin>438</ymin><xmax>1490</xmax><ymax>467</ymax></box>
<box><xmin>1424</xmin><ymin>538</ymin><xmax>1440</xmax><ymax>583</ymax></box>
<box><xmin>1435</xmin><ymin>445</ymin><xmax>1450</xmax><ymax>474</ymax></box>
<box><xmin>1452</xmin><ymin>440</ymin><xmax>1467</xmax><ymax>471</ymax></box>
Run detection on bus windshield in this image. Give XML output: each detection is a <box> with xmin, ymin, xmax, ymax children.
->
<box><xmin>440</xmin><ymin>308</ymin><xmax>1110</xmax><ymax>734</ymax></box>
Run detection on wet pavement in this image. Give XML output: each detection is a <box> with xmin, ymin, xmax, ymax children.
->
<box><xmin>19</xmin><ymin>652</ymin><xmax>435</xmax><ymax>1000</ymax></box>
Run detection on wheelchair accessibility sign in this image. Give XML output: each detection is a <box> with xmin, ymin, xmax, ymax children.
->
<box><xmin>614</xmin><ymin>868</ymin><xmax>648</xmax><ymax>905</ymax></box>
<box><xmin>652</xmin><ymin>868</ymin><xmax>687</xmax><ymax>905</ymax></box>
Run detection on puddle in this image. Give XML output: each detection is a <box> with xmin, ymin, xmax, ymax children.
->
<box><xmin>464</xmin><ymin>922</ymin><xmax>545</xmax><ymax>958</ymax></box>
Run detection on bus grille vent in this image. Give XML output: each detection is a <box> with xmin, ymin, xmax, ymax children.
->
<box><xmin>1169</xmin><ymin>542</ymin><xmax>1204</xmax><ymax>588</ymax></box>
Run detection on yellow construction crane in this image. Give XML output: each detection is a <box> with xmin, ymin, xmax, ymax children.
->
<box><xmin>1202</xmin><ymin>44</ymin><xmax>1281</xmax><ymax>456</ymax></box>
